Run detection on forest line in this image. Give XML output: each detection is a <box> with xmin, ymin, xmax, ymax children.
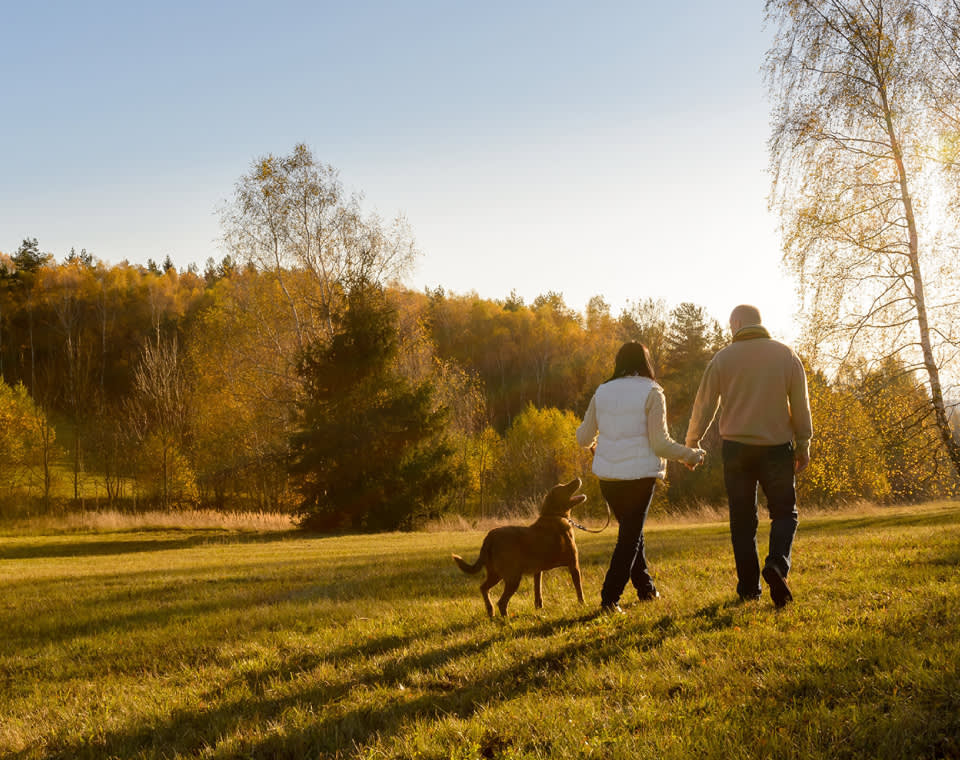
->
<box><xmin>1</xmin><ymin>235</ymin><xmax>957</xmax><ymax>527</ymax></box>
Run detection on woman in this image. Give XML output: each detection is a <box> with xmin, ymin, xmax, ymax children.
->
<box><xmin>577</xmin><ymin>342</ymin><xmax>704</xmax><ymax>614</ymax></box>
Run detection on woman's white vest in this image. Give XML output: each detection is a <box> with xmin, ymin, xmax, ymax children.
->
<box><xmin>591</xmin><ymin>376</ymin><xmax>665</xmax><ymax>480</ymax></box>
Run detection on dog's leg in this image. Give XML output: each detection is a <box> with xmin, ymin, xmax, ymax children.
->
<box><xmin>497</xmin><ymin>575</ymin><xmax>521</xmax><ymax>617</ymax></box>
<box><xmin>480</xmin><ymin>571</ymin><xmax>500</xmax><ymax>618</ymax></box>
<box><xmin>533</xmin><ymin>571</ymin><xmax>543</xmax><ymax>609</ymax></box>
<box><xmin>569</xmin><ymin>563</ymin><xmax>584</xmax><ymax>604</ymax></box>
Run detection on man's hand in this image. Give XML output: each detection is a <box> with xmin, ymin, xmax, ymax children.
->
<box><xmin>794</xmin><ymin>451</ymin><xmax>810</xmax><ymax>473</ymax></box>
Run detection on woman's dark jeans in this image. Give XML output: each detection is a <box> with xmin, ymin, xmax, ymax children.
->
<box><xmin>599</xmin><ymin>477</ymin><xmax>658</xmax><ymax>605</ymax></box>
<box><xmin>722</xmin><ymin>440</ymin><xmax>799</xmax><ymax>598</ymax></box>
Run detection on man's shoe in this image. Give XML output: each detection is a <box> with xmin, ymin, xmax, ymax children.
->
<box><xmin>738</xmin><ymin>592</ymin><xmax>761</xmax><ymax>602</ymax></box>
<box><xmin>600</xmin><ymin>602</ymin><xmax>624</xmax><ymax>615</ymax></box>
<box><xmin>762</xmin><ymin>565</ymin><xmax>793</xmax><ymax>608</ymax></box>
<box><xmin>637</xmin><ymin>589</ymin><xmax>660</xmax><ymax>602</ymax></box>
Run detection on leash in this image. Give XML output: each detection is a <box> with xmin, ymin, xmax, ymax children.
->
<box><xmin>566</xmin><ymin>502</ymin><xmax>612</xmax><ymax>533</ymax></box>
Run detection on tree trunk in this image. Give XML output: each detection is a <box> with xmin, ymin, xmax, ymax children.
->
<box><xmin>162</xmin><ymin>442</ymin><xmax>169</xmax><ymax>510</ymax></box>
<box><xmin>28</xmin><ymin>303</ymin><xmax>35</xmax><ymax>394</ymax></box>
<box><xmin>882</xmin><ymin>86</ymin><xmax>960</xmax><ymax>476</ymax></box>
<box><xmin>41</xmin><ymin>418</ymin><xmax>52</xmax><ymax>513</ymax></box>
<box><xmin>74</xmin><ymin>426</ymin><xmax>80</xmax><ymax>503</ymax></box>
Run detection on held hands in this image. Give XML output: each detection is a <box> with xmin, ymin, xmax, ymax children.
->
<box><xmin>684</xmin><ymin>448</ymin><xmax>707</xmax><ymax>471</ymax></box>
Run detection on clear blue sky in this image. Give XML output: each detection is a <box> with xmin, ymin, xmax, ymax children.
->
<box><xmin>2</xmin><ymin>1</ymin><xmax>796</xmax><ymax>338</ymax></box>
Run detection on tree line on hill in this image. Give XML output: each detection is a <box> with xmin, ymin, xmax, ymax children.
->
<box><xmin>2</xmin><ymin>144</ymin><xmax>958</xmax><ymax>529</ymax></box>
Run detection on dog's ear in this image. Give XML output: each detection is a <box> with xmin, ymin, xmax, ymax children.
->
<box><xmin>540</xmin><ymin>485</ymin><xmax>560</xmax><ymax>515</ymax></box>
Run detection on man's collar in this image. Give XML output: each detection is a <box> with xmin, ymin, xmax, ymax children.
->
<box><xmin>732</xmin><ymin>325</ymin><xmax>771</xmax><ymax>342</ymax></box>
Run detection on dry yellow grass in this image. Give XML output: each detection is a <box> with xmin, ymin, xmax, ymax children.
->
<box><xmin>0</xmin><ymin>508</ymin><xmax>295</xmax><ymax>535</ymax></box>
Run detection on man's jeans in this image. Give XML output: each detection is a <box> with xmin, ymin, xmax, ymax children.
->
<box><xmin>721</xmin><ymin>440</ymin><xmax>798</xmax><ymax>598</ymax></box>
<box><xmin>600</xmin><ymin>478</ymin><xmax>657</xmax><ymax>605</ymax></box>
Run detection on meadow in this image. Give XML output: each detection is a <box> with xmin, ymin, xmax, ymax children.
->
<box><xmin>1</xmin><ymin>502</ymin><xmax>958</xmax><ymax>759</ymax></box>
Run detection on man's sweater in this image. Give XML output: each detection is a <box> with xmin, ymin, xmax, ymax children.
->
<box><xmin>684</xmin><ymin>326</ymin><xmax>813</xmax><ymax>455</ymax></box>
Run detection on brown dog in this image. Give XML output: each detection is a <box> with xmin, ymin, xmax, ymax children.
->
<box><xmin>453</xmin><ymin>477</ymin><xmax>586</xmax><ymax>617</ymax></box>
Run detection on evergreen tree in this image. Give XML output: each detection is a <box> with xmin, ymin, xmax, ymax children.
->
<box><xmin>12</xmin><ymin>238</ymin><xmax>51</xmax><ymax>273</ymax></box>
<box><xmin>290</xmin><ymin>283</ymin><xmax>464</xmax><ymax>531</ymax></box>
<box><xmin>661</xmin><ymin>302</ymin><xmax>724</xmax><ymax>438</ymax></box>
<box><xmin>660</xmin><ymin>302</ymin><xmax>726</xmax><ymax>506</ymax></box>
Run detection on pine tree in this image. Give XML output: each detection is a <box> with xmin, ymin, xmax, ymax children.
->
<box><xmin>661</xmin><ymin>302</ymin><xmax>726</xmax><ymax>506</ymax></box>
<box><xmin>661</xmin><ymin>302</ymin><xmax>724</xmax><ymax>437</ymax></box>
<box><xmin>290</xmin><ymin>283</ymin><xmax>464</xmax><ymax>531</ymax></box>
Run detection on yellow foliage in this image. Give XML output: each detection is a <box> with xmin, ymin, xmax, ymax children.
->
<box><xmin>497</xmin><ymin>404</ymin><xmax>598</xmax><ymax>512</ymax></box>
<box><xmin>134</xmin><ymin>433</ymin><xmax>198</xmax><ymax>508</ymax></box>
<box><xmin>800</xmin><ymin>374</ymin><xmax>890</xmax><ymax>505</ymax></box>
<box><xmin>0</xmin><ymin>380</ymin><xmax>53</xmax><ymax>493</ymax></box>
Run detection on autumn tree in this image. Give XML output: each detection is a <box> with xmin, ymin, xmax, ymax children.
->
<box><xmin>396</xmin><ymin>292</ymin><xmax>488</xmax><ymax>516</ymax></box>
<box><xmin>126</xmin><ymin>336</ymin><xmax>194</xmax><ymax>508</ymax></box>
<box><xmin>466</xmin><ymin>426</ymin><xmax>504</xmax><ymax>520</ymax></box>
<box><xmin>185</xmin><ymin>269</ymin><xmax>302</xmax><ymax>510</ymax></box>
<box><xmin>529</xmin><ymin>291</ymin><xmax>584</xmax><ymax>409</ymax></box>
<box><xmin>41</xmin><ymin>260</ymin><xmax>97</xmax><ymax>502</ymax></box>
<box><xmin>0</xmin><ymin>379</ymin><xmax>57</xmax><ymax>514</ymax></box>
<box><xmin>7</xmin><ymin>238</ymin><xmax>53</xmax><ymax>394</ymax></box>
<box><xmin>617</xmin><ymin>298</ymin><xmax>670</xmax><ymax>372</ymax></box>
<box><xmin>220</xmin><ymin>143</ymin><xmax>418</xmax><ymax>350</ymax></box>
<box><xmin>579</xmin><ymin>295</ymin><xmax>624</xmax><ymax>412</ymax></box>
<box><xmin>425</xmin><ymin>290</ymin><xmax>607</xmax><ymax>432</ymax></box>
<box><xmin>497</xmin><ymin>404</ymin><xmax>597</xmax><ymax>513</ymax></box>
<box><xmin>800</xmin><ymin>371</ymin><xmax>891</xmax><ymax>504</ymax></box>
<box><xmin>425</xmin><ymin>293</ymin><xmax>531</xmax><ymax>429</ymax></box>
<box><xmin>856</xmin><ymin>359</ymin><xmax>959</xmax><ymax>500</ymax></box>
<box><xmin>766</xmin><ymin>0</ymin><xmax>960</xmax><ymax>477</ymax></box>
<box><xmin>0</xmin><ymin>250</ymin><xmax>14</xmax><ymax>378</ymax></box>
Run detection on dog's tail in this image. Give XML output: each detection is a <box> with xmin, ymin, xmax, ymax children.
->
<box><xmin>452</xmin><ymin>544</ymin><xmax>487</xmax><ymax>575</ymax></box>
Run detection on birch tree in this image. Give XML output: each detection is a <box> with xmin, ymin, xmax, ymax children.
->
<box><xmin>766</xmin><ymin>0</ymin><xmax>960</xmax><ymax>475</ymax></box>
<box><xmin>219</xmin><ymin>143</ymin><xmax>418</xmax><ymax>351</ymax></box>
<box><xmin>127</xmin><ymin>336</ymin><xmax>192</xmax><ymax>508</ymax></box>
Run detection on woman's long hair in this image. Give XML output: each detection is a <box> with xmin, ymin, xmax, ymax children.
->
<box><xmin>605</xmin><ymin>341</ymin><xmax>656</xmax><ymax>383</ymax></box>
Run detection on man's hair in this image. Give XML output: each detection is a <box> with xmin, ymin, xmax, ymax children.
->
<box><xmin>607</xmin><ymin>342</ymin><xmax>656</xmax><ymax>382</ymax></box>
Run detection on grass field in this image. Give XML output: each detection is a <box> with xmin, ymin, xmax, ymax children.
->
<box><xmin>1</xmin><ymin>502</ymin><xmax>959</xmax><ymax>759</ymax></box>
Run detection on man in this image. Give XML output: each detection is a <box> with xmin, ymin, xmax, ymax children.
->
<box><xmin>685</xmin><ymin>305</ymin><xmax>812</xmax><ymax>607</ymax></box>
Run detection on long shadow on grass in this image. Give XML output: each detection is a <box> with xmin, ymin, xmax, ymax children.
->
<box><xmin>41</xmin><ymin>608</ymin><xmax>702</xmax><ymax>759</ymax></box>
<box><xmin>769</xmin><ymin>622</ymin><xmax>960</xmax><ymax>759</ymax></box>
<box><xmin>692</xmin><ymin>599</ymin><xmax>739</xmax><ymax>632</ymax></box>
<box><xmin>805</xmin><ymin>507</ymin><xmax>960</xmax><ymax>536</ymax></box>
<box><xmin>0</xmin><ymin>530</ymin><xmax>301</xmax><ymax>561</ymax></box>
<box><xmin>2</xmin><ymin>554</ymin><xmax>478</xmax><ymax>652</ymax></box>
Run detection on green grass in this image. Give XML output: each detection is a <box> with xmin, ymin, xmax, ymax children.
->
<box><xmin>1</xmin><ymin>503</ymin><xmax>959</xmax><ymax>759</ymax></box>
